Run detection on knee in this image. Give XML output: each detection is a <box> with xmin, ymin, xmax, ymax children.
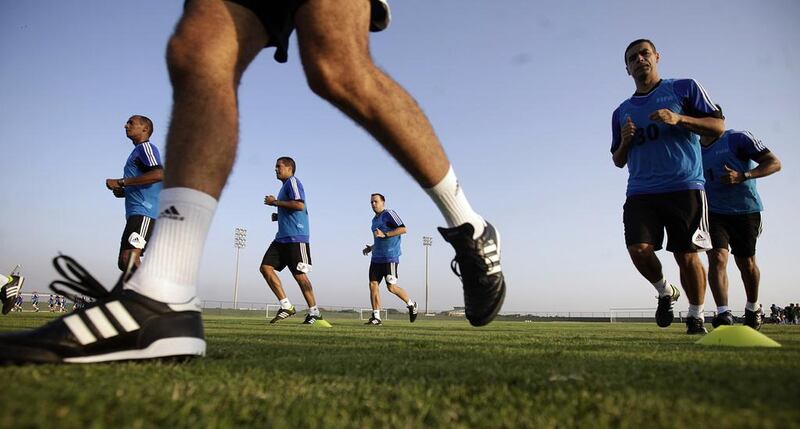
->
<box><xmin>167</xmin><ymin>27</ymin><xmax>237</xmax><ymax>86</ymax></box>
<box><xmin>259</xmin><ymin>265</ymin><xmax>272</xmax><ymax>278</ymax></box>
<box><xmin>708</xmin><ymin>251</ymin><xmax>728</xmax><ymax>269</ymax></box>
<box><xmin>304</xmin><ymin>53</ymin><xmax>375</xmax><ymax>105</ymax></box>
<box><xmin>736</xmin><ymin>256</ymin><xmax>757</xmax><ymax>271</ymax></box>
<box><xmin>627</xmin><ymin>244</ymin><xmax>652</xmax><ymax>261</ymax></box>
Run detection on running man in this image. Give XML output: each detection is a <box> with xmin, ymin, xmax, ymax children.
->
<box><xmin>31</xmin><ymin>292</ymin><xmax>39</xmax><ymax>312</ymax></box>
<box><xmin>611</xmin><ymin>39</ymin><xmax>725</xmax><ymax>334</ymax></box>
<box><xmin>105</xmin><ymin>115</ymin><xmax>164</xmax><ymax>275</ymax></box>
<box><xmin>0</xmin><ymin>274</ymin><xmax>24</xmax><ymax>315</ymax></box>
<box><xmin>362</xmin><ymin>193</ymin><xmax>417</xmax><ymax>325</ymax></box>
<box><xmin>0</xmin><ymin>0</ymin><xmax>505</xmax><ymax>364</ymax></box>
<box><xmin>261</xmin><ymin>157</ymin><xmax>323</xmax><ymax>325</ymax></box>
<box><xmin>701</xmin><ymin>129</ymin><xmax>781</xmax><ymax>330</ymax></box>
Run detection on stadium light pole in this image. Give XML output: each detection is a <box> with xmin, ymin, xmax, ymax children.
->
<box><xmin>423</xmin><ymin>236</ymin><xmax>433</xmax><ymax>315</ymax></box>
<box><xmin>233</xmin><ymin>227</ymin><xmax>247</xmax><ymax>308</ymax></box>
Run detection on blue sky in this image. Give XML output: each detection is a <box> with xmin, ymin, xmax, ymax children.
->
<box><xmin>1</xmin><ymin>1</ymin><xmax>798</xmax><ymax>313</ymax></box>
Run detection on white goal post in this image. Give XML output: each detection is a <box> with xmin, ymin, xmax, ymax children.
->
<box><xmin>265</xmin><ymin>304</ymin><xmax>282</xmax><ymax>319</ymax></box>
<box><xmin>608</xmin><ymin>307</ymin><xmax>655</xmax><ymax>323</ymax></box>
<box><xmin>359</xmin><ymin>308</ymin><xmax>388</xmax><ymax>321</ymax></box>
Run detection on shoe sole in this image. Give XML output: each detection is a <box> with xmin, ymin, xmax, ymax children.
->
<box><xmin>64</xmin><ymin>337</ymin><xmax>206</xmax><ymax>364</ymax></box>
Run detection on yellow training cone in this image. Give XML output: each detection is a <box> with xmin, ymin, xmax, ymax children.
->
<box><xmin>311</xmin><ymin>319</ymin><xmax>333</xmax><ymax>328</ymax></box>
<box><xmin>695</xmin><ymin>325</ymin><xmax>780</xmax><ymax>347</ymax></box>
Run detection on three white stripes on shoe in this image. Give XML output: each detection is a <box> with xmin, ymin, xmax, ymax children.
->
<box><xmin>63</xmin><ymin>301</ymin><xmax>140</xmax><ymax>345</ymax></box>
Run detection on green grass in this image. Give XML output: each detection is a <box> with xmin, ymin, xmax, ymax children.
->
<box><xmin>1</xmin><ymin>313</ymin><xmax>799</xmax><ymax>429</ymax></box>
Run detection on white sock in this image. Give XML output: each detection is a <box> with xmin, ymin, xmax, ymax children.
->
<box><xmin>373</xmin><ymin>309</ymin><xmax>381</xmax><ymax>319</ymax></box>
<box><xmin>651</xmin><ymin>277</ymin><xmax>670</xmax><ymax>297</ymax></box>
<box><xmin>125</xmin><ymin>187</ymin><xmax>217</xmax><ymax>304</ymax></box>
<box><xmin>309</xmin><ymin>306</ymin><xmax>320</xmax><ymax>316</ymax></box>
<box><xmin>745</xmin><ymin>301</ymin><xmax>759</xmax><ymax>312</ymax></box>
<box><xmin>424</xmin><ymin>166</ymin><xmax>485</xmax><ymax>238</ymax></box>
<box><xmin>280</xmin><ymin>298</ymin><xmax>292</xmax><ymax>310</ymax></box>
<box><xmin>406</xmin><ymin>300</ymin><xmax>414</xmax><ymax>307</ymax></box>
<box><xmin>716</xmin><ymin>305</ymin><xmax>729</xmax><ymax>315</ymax></box>
<box><xmin>688</xmin><ymin>304</ymin><xmax>704</xmax><ymax>319</ymax></box>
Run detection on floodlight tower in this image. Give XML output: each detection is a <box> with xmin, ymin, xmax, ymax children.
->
<box><xmin>423</xmin><ymin>236</ymin><xmax>433</xmax><ymax>315</ymax></box>
<box><xmin>233</xmin><ymin>227</ymin><xmax>247</xmax><ymax>308</ymax></box>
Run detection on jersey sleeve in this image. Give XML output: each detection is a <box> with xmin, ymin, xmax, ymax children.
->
<box><xmin>135</xmin><ymin>142</ymin><xmax>163</xmax><ymax>170</ymax></box>
<box><xmin>285</xmin><ymin>177</ymin><xmax>305</xmax><ymax>201</ymax></box>
<box><xmin>384</xmin><ymin>210</ymin><xmax>404</xmax><ymax>228</ymax></box>
<box><xmin>673</xmin><ymin>79</ymin><xmax>724</xmax><ymax>119</ymax></box>
<box><xmin>731</xmin><ymin>130</ymin><xmax>770</xmax><ymax>161</ymax></box>
<box><xmin>610</xmin><ymin>107</ymin><xmax>622</xmax><ymax>153</ymax></box>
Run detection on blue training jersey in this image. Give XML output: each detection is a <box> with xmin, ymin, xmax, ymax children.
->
<box><xmin>371</xmin><ymin>209</ymin><xmax>404</xmax><ymax>263</ymax></box>
<box><xmin>275</xmin><ymin>176</ymin><xmax>310</xmax><ymax>243</ymax></box>
<box><xmin>611</xmin><ymin>79</ymin><xmax>722</xmax><ymax>196</ymax></box>
<box><xmin>702</xmin><ymin>130</ymin><xmax>768</xmax><ymax>214</ymax></box>
<box><xmin>123</xmin><ymin>141</ymin><xmax>163</xmax><ymax>218</ymax></box>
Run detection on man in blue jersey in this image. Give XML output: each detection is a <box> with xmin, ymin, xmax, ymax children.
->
<box><xmin>105</xmin><ymin>115</ymin><xmax>164</xmax><ymax>275</ymax></box>
<box><xmin>362</xmin><ymin>193</ymin><xmax>417</xmax><ymax>325</ymax></box>
<box><xmin>260</xmin><ymin>157</ymin><xmax>324</xmax><ymax>325</ymax></box>
<box><xmin>701</xmin><ymin>129</ymin><xmax>781</xmax><ymax>330</ymax></box>
<box><xmin>0</xmin><ymin>0</ymin><xmax>505</xmax><ymax>364</ymax></box>
<box><xmin>31</xmin><ymin>292</ymin><xmax>39</xmax><ymax>313</ymax></box>
<box><xmin>611</xmin><ymin>39</ymin><xmax>725</xmax><ymax>334</ymax></box>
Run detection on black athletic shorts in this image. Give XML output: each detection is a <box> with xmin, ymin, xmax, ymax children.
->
<box><xmin>223</xmin><ymin>0</ymin><xmax>389</xmax><ymax>63</ymax></box>
<box><xmin>623</xmin><ymin>189</ymin><xmax>711</xmax><ymax>253</ymax></box>
<box><xmin>709</xmin><ymin>212</ymin><xmax>762</xmax><ymax>257</ymax></box>
<box><xmin>369</xmin><ymin>261</ymin><xmax>398</xmax><ymax>284</ymax></box>
<box><xmin>120</xmin><ymin>216</ymin><xmax>156</xmax><ymax>253</ymax></box>
<box><xmin>262</xmin><ymin>241</ymin><xmax>312</xmax><ymax>275</ymax></box>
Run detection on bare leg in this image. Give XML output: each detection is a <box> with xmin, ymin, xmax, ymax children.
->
<box><xmin>294</xmin><ymin>0</ymin><xmax>449</xmax><ymax>187</ymax></box>
<box><xmin>734</xmin><ymin>255</ymin><xmax>760</xmax><ymax>303</ymax></box>
<box><xmin>293</xmin><ymin>273</ymin><xmax>317</xmax><ymax>308</ymax></box>
<box><xmin>707</xmin><ymin>249</ymin><xmax>729</xmax><ymax>307</ymax></box>
<box><xmin>165</xmin><ymin>0</ymin><xmax>268</xmax><ymax>196</ymax></box>
<box><xmin>387</xmin><ymin>283</ymin><xmax>410</xmax><ymax>304</ymax></box>
<box><xmin>260</xmin><ymin>265</ymin><xmax>288</xmax><ymax>301</ymax></box>
<box><xmin>674</xmin><ymin>252</ymin><xmax>706</xmax><ymax>306</ymax></box>
<box><xmin>369</xmin><ymin>281</ymin><xmax>381</xmax><ymax>311</ymax></box>
<box><xmin>626</xmin><ymin>244</ymin><xmax>664</xmax><ymax>283</ymax></box>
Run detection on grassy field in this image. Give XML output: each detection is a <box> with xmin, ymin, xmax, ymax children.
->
<box><xmin>1</xmin><ymin>312</ymin><xmax>798</xmax><ymax>429</ymax></box>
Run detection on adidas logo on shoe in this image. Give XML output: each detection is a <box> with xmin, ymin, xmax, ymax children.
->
<box><xmin>159</xmin><ymin>206</ymin><xmax>184</xmax><ymax>221</ymax></box>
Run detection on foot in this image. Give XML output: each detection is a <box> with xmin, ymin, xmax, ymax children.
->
<box><xmin>438</xmin><ymin>222</ymin><xmax>505</xmax><ymax>327</ymax></box>
<box><xmin>1</xmin><ymin>275</ymin><xmax>24</xmax><ymax>315</ymax></box>
<box><xmin>711</xmin><ymin>310</ymin><xmax>735</xmax><ymax>328</ymax></box>
<box><xmin>407</xmin><ymin>301</ymin><xmax>418</xmax><ymax>323</ymax></box>
<box><xmin>744</xmin><ymin>308</ymin><xmax>763</xmax><ymax>331</ymax></box>
<box><xmin>269</xmin><ymin>306</ymin><xmax>296</xmax><ymax>324</ymax></box>
<box><xmin>0</xmin><ymin>256</ymin><xmax>204</xmax><ymax>364</ymax></box>
<box><xmin>655</xmin><ymin>284</ymin><xmax>680</xmax><ymax>328</ymax></box>
<box><xmin>685</xmin><ymin>316</ymin><xmax>708</xmax><ymax>335</ymax></box>
<box><xmin>302</xmin><ymin>314</ymin><xmax>324</xmax><ymax>325</ymax></box>
<box><xmin>364</xmin><ymin>316</ymin><xmax>382</xmax><ymax>326</ymax></box>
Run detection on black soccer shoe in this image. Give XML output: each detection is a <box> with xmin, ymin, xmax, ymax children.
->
<box><xmin>1</xmin><ymin>275</ymin><xmax>25</xmax><ymax>315</ymax></box>
<box><xmin>655</xmin><ymin>284</ymin><xmax>680</xmax><ymax>328</ymax></box>
<box><xmin>302</xmin><ymin>314</ymin><xmax>324</xmax><ymax>325</ymax></box>
<box><xmin>744</xmin><ymin>308</ymin><xmax>763</xmax><ymax>331</ymax></box>
<box><xmin>711</xmin><ymin>311</ymin><xmax>735</xmax><ymax>328</ymax></box>
<box><xmin>685</xmin><ymin>316</ymin><xmax>708</xmax><ymax>335</ymax></box>
<box><xmin>269</xmin><ymin>306</ymin><xmax>296</xmax><ymax>324</ymax></box>
<box><xmin>438</xmin><ymin>222</ymin><xmax>505</xmax><ymax>327</ymax></box>
<box><xmin>407</xmin><ymin>301</ymin><xmax>418</xmax><ymax>323</ymax></box>
<box><xmin>365</xmin><ymin>316</ymin><xmax>382</xmax><ymax>326</ymax></box>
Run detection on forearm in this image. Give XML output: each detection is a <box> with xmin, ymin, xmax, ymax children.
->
<box><xmin>274</xmin><ymin>200</ymin><xmax>305</xmax><ymax>211</ymax></box>
<box><xmin>120</xmin><ymin>169</ymin><xmax>164</xmax><ymax>187</ymax></box>
<box><xmin>612</xmin><ymin>142</ymin><xmax>630</xmax><ymax>168</ymax></box>
<box><xmin>677</xmin><ymin>116</ymin><xmax>724</xmax><ymax>137</ymax></box>
<box><xmin>385</xmin><ymin>227</ymin><xmax>407</xmax><ymax>238</ymax></box>
<box><xmin>748</xmin><ymin>157</ymin><xmax>781</xmax><ymax>179</ymax></box>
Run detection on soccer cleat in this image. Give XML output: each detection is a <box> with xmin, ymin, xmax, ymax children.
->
<box><xmin>302</xmin><ymin>314</ymin><xmax>324</xmax><ymax>325</ymax></box>
<box><xmin>685</xmin><ymin>316</ymin><xmax>708</xmax><ymax>335</ymax></box>
<box><xmin>438</xmin><ymin>222</ymin><xmax>505</xmax><ymax>327</ymax></box>
<box><xmin>711</xmin><ymin>311</ymin><xmax>735</xmax><ymax>328</ymax></box>
<box><xmin>655</xmin><ymin>284</ymin><xmax>680</xmax><ymax>328</ymax></box>
<box><xmin>1</xmin><ymin>275</ymin><xmax>25</xmax><ymax>315</ymax></box>
<box><xmin>369</xmin><ymin>0</ymin><xmax>391</xmax><ymax>32</ymax></box>
<box><xmin>407</xmin><ymin>301</ymin><xmax>418</xmax><ymax>323</ymax></box>
<box><xmin>365</xmin><ymin>316</ymin><xmax>382</xmax><ymax>326</ymax></box>
<box><xmin>0</xmin><ymin>255</ymin><xmax>205</xmax><ymax>364</ymax></box>
<box><xmin>744</xmin><ymin>308</ymin><xmax>763</xmax><ymax>331</ymax></box>
<box><xmin>269</xmin><ymin>306</ymin><xmax>296</xmax><ymax>324</ymax></box>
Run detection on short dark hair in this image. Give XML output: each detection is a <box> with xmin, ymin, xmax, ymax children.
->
<box><xmin>371</xmin><ymin>193</ymin><xmax>385</xmax><ymax>202</ymax></box>
<box><xmin>133</xmin><ymin>115</ymin><xmax>154</xmax><ymax>137</ymax></box>
<box><xmin>277</xmin><ymin>156</ymin><xmax>296</xmax><ymax>174</ymax></box>
<box><xmin>624</xmin><ymin>39</ymin><xmax>656</xmax><ymax>63</ymax></box>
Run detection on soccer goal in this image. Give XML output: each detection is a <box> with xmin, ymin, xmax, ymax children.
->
<box><xmin>608</xmin><ymin>307</ymin><xmax>656</xmax><ymax>323</ymax></box>
<box><xmin>265</xmin><ymin>304</ymin><xmax>283</xmax><ymax>319</ymax></box>
<box><xmin>359</xmin><ymin>308</ymin><xmax>388</xmax><ymax>321</ymax></box>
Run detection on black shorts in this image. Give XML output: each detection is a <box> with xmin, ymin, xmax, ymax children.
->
<box><xmin>369</xmin><ymin>262</ymin><xmax>398</xmax><ymax>284</ymax></box>
<box><xmin>120</xmin><ymin>216</ymin><xmax>155</xmax><ymax>253</ymax></box>
<box><xmin>224</xmin><ymin>0</ymin><xmax>388</xmax><ymax>63</ymax></box>
<box><xmin>262</xmin><ymin>241</ymin><xmax>312</xmax><ymax>275</ymax></box>
<box><xmin>623</xmin><ymin>190</ymin><xmax>711</xmax><ymax>253</ymax></box>
<box><xmin>709</xmin><ymin>212</ymin><xmax>762</xmax><ymax>257</ymax></box>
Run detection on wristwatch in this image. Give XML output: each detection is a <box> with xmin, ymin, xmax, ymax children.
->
<box><xmin>743</xmin><ymin>171</ymin><xmax>752</xmax><ymax>181</ymax></box>
<box><xmin>117</xmin><ymin>179</ymin><xmax>125</xmax><ymax>188</ymax></box>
